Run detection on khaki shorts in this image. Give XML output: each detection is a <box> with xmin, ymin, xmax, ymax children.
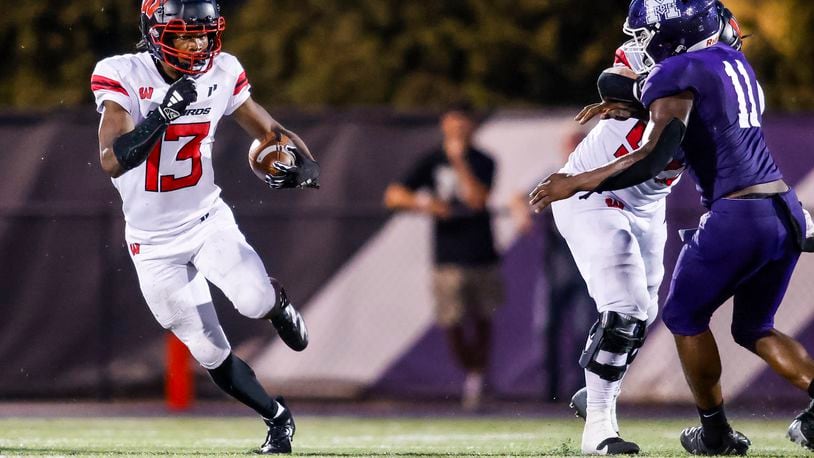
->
<box><xmin>432</xmin><ymin>264</ymin><xmax>504</xmax><ymax>327</ymax></box>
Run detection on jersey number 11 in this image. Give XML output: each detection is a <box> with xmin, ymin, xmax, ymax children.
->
<box><xmin>723</xmin><ymin>60</ymin><xmax>763</xmax><ymax>129</ymax></box>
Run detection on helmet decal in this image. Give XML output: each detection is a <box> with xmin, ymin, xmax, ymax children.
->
<box><xmin>141</xmin><ymin>0</ymin><xmax>164</xmax><ymax>19</ymax></box>
<box><xmin>626</xmin><ymin>0</ymin><xmax>720</xmax><ymax>71</ymax></box>
<box><xmin>646</xmin><ymin>0</ymin><xmax>681</xmax><ymax>24</ymax></box>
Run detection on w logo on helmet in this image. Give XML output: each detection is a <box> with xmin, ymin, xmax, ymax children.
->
<box><xmin>645</xmin><ymin>0</ymin><xmax>680</xmax><ymax>24</ymax></box>
<box><xmin>141</xmin><ymin>0</ymin><xmax>164</xmax><ymax>18</ymax></box>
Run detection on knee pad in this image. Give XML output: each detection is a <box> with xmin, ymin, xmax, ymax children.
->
<box><xmin>176</xmin><ymin>331</ymin><xmax>231</xmax><ymax>369</ymax></box>
<box><xmin>579</xmin><ymin>311</ymin><xmax>647</xmax><ymax>382</ymax></box>
<box><xmin>233</xmin><ymin>281</ymin><xmax>275</xmax><ymax>319</ymax></box>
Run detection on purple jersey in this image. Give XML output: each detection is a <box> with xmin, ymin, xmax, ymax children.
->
<box><xmin>640</xmin><ymin>43</ymin><xmax>782</xmax><ymax>208</ymax></box>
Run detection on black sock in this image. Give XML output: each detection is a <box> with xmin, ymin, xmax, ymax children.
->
<box><xmin>807</xmin><ymin>379</ymin><xmax>814</xmax><ymax>399</ymax></box>
<box><xmin>208</xmin><ymin>353</ymin><xmax>280</xmax><ymax>420</ymax></box>
<box><xmin>698</xmin><ymin>404</ymin><xmax>730</xmax><ymax>448</ymax></box>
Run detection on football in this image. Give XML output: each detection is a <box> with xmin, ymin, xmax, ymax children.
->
<box><xmin>248</xmin><ymin>133</ymin><xmax>297</xmax><ymax>180</ymax></box>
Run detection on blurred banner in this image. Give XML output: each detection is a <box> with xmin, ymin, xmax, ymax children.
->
<box><xmin>1</xmin><ymin>108</ymin><xmax>813</xmax><ymax>405</ymax></box>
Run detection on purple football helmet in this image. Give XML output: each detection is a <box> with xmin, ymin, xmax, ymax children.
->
<box><xmin>624</xmin><ymin>0</ymin><xmax>722</xmax><ymax>72</ymax></box>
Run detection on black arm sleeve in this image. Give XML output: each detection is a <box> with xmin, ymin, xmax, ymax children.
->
<box><xmin>593</xmin><ymin>118</ymin><xmax>686</xmax><ymax>192</ymax></box>
<box><xmin>597</xmin><ymin>72</ymin><xmax>640</xmax><ymax>105</ymax></box>
<box><xmin>597</xmin><ymin>72</ymin><xmax>648</xmax><ymax>120</ymax></box>
<box><xmin>112</xmin><ymin>109</ymin><xmax>169</xmax><ymax>171</ymax></box>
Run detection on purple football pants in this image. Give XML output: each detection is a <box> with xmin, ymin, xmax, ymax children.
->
<box><xmin>662</xmin><ymin>190</ymin><xmax>804</xmax><ymax>350</ymax></box>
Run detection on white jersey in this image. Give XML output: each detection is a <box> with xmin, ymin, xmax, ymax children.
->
<box><xmin>561</xmin><ymin>118</ymin><xmax>685</xmax><ymax>212</ymax></box>
<box><xmin>92</xmin><ymin>52</ymin><xmax>252</xmax><ymax>243</ymax></box>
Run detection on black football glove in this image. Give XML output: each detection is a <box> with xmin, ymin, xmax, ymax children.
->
<box><xmin>265</xmin><ymin>145</ymin><xmax>321</xmax><ymax>190</ymax></box>
<box><xmin>158</xmin><ymin>77</ymin><xmax>197</xmax><ymax>122</ymax></box>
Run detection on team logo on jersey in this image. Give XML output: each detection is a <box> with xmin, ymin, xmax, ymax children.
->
<box><xmin>654</xmin><ymin>160</ymin><xmax>685</xmax><ymax>186</ymax></box>
<box><xmin>183</xmin><ymin>107</ymin><xmax>212</xmax><ymax>116</ymax></box>
<box><xmin>139</xmin><ymin>87</ymin><xmax>154</xmax><ymax>100</ymax></box>
<box><xmin>605</xmin><ymin>197</ymin><xmax>625</xmax><ymax>210</ymax></box>
<box><xmin>129</xmin><ymin>243</ymin><xmax>141</xmax><ymax>256</ymax></box>
<box><xmin>141</xmin><ymin>0</ymin><xmax>164</xmax><ymax>19</ymax></box>
<box><xmin>645</xmin><ymin>0</ymin><xmax>680</xmax><ymax>24</ymax></box>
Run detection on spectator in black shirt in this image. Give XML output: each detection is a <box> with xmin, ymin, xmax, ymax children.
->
<box><xmin>384</xmin><ymin>103</ymin><xmax>502</xmax><ymax>410</ymax></box>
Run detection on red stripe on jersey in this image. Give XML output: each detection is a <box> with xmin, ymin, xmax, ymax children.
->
<box><xmin>91</xmin><ymin>75</ymin><xmax>129</xmax><ymax>97</ymax></box>
<box><xmin>234</xmin><ymin>72</ymin><xmax>249</xmax><ymax>95</ymax></box>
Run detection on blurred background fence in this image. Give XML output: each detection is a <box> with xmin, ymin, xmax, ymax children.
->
<box><xmin>1</xmin><ymin>1</ymin><xmax>814</xmax><ymax>408</ymax></box>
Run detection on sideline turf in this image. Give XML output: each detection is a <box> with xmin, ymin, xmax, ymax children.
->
<box><xmin>0</xmin><ymin>417</ymin><xmax>808</xmax><ymax>456</ymax></box>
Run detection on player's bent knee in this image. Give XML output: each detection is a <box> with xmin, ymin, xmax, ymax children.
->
<box><xmin>661</xmin><ymin>302</ymin><xmax>706</xmax><ymax>336</ymax></box>
<box><xmin>233</xmin><ymin>282</ymin><xmax>275</xmax><ymax>319</ymax></box>
<box><xmin>169</xmin><ymin>320</ymin><xmax>232</xmax><ymax>369</ymax></box>
<box><xmin>579</xmin><ymin>311</ymin><xmax>647</xmax><ymax>381</ymax></box>
<box><xmin>185</xmin><ymin>336</ymin><xmax>232</xmax><ymax>369</ymax></box>
<box><xmin>731</xmin><ymin>326</ymin><xmax>767</xmax><ymax>353</ymax></box>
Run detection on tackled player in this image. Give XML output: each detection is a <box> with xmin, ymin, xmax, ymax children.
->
<box><xmin>92</xmin><ymin>0</ymin><xmax>317</xmax><ymax>454</ymax></box>
<box><xmin>533</xmin><ymin>0</ymin><xmax>814</xmax><ymax>455</ymax></box>
<box><xmin>544</xmin><ymin>4</ymin><xmax>746</xmax><ymax>454</ymax></box>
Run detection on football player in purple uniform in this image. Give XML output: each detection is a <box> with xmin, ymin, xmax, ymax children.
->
<box><xmin>531</xmin><ymin>0</ymin><xmax>814</xmax><ymax>454</ymax></box>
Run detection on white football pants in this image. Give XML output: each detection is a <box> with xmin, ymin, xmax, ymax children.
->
<box><xmin>128</xmin><ymin>199</ymin><xmax>276</xmax><ymax>369</ymax></box>
<box><xmin>551</xmin><ymin>193</ymin><xmax>666</xmax><ymax>323</ymax></box>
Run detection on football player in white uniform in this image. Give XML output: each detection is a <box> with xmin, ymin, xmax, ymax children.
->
<box><xmin>92</xmin><ymin>1</ymin><xmax>317</xmax><ymax>454</ymax></box>
<box><xmin>543</xmin><ymin>48</ymin><xmax>682</xmax><ymax>455</ymax></box>
<box><xmin>531</xmin><ymin>6</ymin><xmax>744</xmax><ymax>455</ymax></box>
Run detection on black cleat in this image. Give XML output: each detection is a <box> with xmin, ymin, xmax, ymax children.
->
<box><xmin>679</xmin><ymin>426</ymin><xmax>750</xmax><ymax>455</ymax></box>
<box><xmin>594</xmin><ymin>437</ymin><xmax>640</xmax><ymax>455</ymax></box>
<box><xmin>571</xmin><ymin>387</ymin><xmax>588</xmax><ymax>420</ymax></box>
<box><xmin>267</xmin><ymin>278</ymin><xmax>308</xmax><ymax>351</ymax></box>
<box><xmin>258</xmin><ymin>397</ymin><xmax>296</xmax><ymax>455</ymax></box>
<box><xmin>788</xmin><ymin>400</ymin><xmax>814</xmax><ymax>450</ymax></box>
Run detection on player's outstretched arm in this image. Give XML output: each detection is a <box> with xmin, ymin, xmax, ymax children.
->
<box><xmin>233</xmin><ymin>97</ymin><xmax>319</xmax><ymax>188</ymax></box>
<box><xmin>530</xmin><ymin>92</ymin><xmax>693</xmax><ymax>212</ymax></box>
<box><xmin>233</xmin><ymin>97</ymin><xmax>316</xmax><ymax>162</ymax></box>
<box><xmin>98</xmin><ymin>101</ymin><xmax>135</xmax><ymax>178</ymax></box>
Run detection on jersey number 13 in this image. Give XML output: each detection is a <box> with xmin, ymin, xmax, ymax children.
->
<box><xmin>145</xmin><ymin>122</ymin><xmax>210</xmax><ymax>192</ymax></box>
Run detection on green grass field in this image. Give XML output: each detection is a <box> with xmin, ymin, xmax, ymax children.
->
<box><xmin>0</xmin><ymin>416</ymin><xmax>809</xmax><ymax>457</ymax></box>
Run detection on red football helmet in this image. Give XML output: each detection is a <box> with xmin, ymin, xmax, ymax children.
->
<box><xmin>614</xmin><ymin>41</ymin><xmax>650</xmax><ymax>74</ymax></box>
<box><xmin>139</xmin><ymin>0</ymin><xmax>226</xmax><ymax>75</ymax></box>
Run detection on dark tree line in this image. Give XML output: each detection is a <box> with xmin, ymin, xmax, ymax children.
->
<box><xmin>1</xmin><ymin>0</ymin><xmax>812</xmax><ymax>110</ymax></box>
